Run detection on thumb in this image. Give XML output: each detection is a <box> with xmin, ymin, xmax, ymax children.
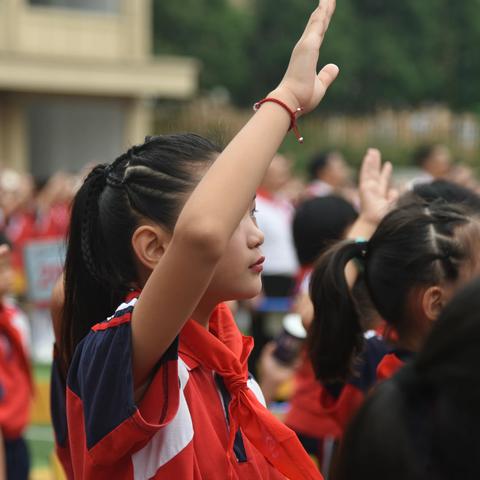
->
<box><xmin>317</xmin><ymin>63</ymin><xmax>340</xmax><ymax>88</ymax></box>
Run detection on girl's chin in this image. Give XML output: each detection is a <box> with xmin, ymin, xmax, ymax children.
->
<box><xmin>226</xmin><ymin>285</ymin><xmax>263</xmax><ymax>302</ymax></box>
<box><xmin>240</xmin><ymin>288</ymin><xmax>263</xmax><ymax>301</ymax></box>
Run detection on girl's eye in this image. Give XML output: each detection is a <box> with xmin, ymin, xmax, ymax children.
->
<box><xmin>250</xmin><ymin>208</ymin><xmax>258</xmax><ymax>219</ymax></box>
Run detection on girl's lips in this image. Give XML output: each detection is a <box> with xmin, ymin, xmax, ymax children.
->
<box><xmin>249</xmin><ymin>256</ymin><xmax>265</xmax><ymax>272</ymax></box>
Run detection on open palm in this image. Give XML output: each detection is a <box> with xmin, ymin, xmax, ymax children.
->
<box><xmin>277</xmin><ymin>0</ymin><xmax>339</xmax><ymax>113</ymax></box>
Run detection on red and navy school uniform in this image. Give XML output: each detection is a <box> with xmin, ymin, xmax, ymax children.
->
<box><xmin>52</xmin><ymin>293</ymin><xmax>323</xmax><ymax>480</ymax></box>
<box><xmin>51</xmin><ymin>345</ymin><xmax>74</xmax><ymax>479</ymax></box>
<box><xmin>319</xmin><ymin>333</ymin><xmax>391</xmax><ymax>429</ymax></box>
<box><xmin>284</xmin><ymin>355</ymin><xmax>343</xmax><ymax>470</ymax></box>
<box><xmin>0</xmin><ymin>302</ymin><xmax>33</xmax><ymax>480</ymax></box>
<box><xmin>286</xmin><ymin>332</ymin><xmax>389</xmax><ymax>467</ymax></box>
<box><xmin>376</xmin><ymin>349</ymin><xmax>413</xmax><ymax>382</ymax></box>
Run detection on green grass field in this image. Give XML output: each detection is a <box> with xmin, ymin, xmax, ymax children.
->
<box><xmin>28</xmin><ymin>363</ymin><xmax>55</xmax><ymax>473</ymax></box>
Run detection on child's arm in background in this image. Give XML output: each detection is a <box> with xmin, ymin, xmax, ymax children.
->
<box><xmin>347</xmin><ymin>148</ymin><xmax>398</xmax><ymax>241</ymax></box>
<box><xmin>132</xmin><ymin>0</ymin><xmax>339</xmax><ymax>386</ymax></box>
<box><xmin>345</xmin><ymin>148</ymin><xmax>398</xmax><ymax>287</ymax></box>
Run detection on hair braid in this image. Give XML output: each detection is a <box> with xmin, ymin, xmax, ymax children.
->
<box><xmin>61</xmin><ymin>133</ymin><xmax>221</xmax><ymax>368</ymax></box>
<box><xmin>425</xmin><ymin>205</ymin><xmax>470</xmax><ymax>282</ymax></box>
<box><xmin>80</xmin><ymin>165</ymin><xmax>108</xmax><ymax>285</ymax></box>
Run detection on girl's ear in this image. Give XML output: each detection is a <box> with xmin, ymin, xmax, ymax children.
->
<box><xmin>131</xmin><ymin>224</ymin><xmax>171</xmax><ymax>271</ymax></box>
<box><xmin>422</xmin><ymin>285</ymin><xmax>446</xmax><ymax>321</ymax></box>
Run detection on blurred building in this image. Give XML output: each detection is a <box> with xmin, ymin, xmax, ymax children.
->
<box><xmin>0</xmin><ymin>0</ymin><xmax>198</xmax><ymax>179</ymax></box>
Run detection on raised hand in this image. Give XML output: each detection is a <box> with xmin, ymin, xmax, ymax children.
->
<box><xmin>358</xmin><ymin>148</ymin><xmax>398</xmax><ymax>226</ymax></box>
<box><xmin>273</xmin><ymin>0</ymin><xmax>339</xmax><ymax>113</ymax></box>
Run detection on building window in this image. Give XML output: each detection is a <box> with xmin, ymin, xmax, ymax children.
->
<box><xmin>27</xmin><ymin>97</ymin><xmax>126</xmax><ymax>179</ymax></box>
<box><xmin>29</xmin><ymin>0</ymin><xmax>121</xmax><ymax>14</ymax></box>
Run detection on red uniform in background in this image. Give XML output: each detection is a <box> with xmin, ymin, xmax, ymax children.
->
<box><xmin>0</xmin><ymin>301</ymin><xmax>32</xmax><ymax>480</ymax></box>
<box><xmin>285</xmin><ymin>333</ymin><xmax>389</xmax><ymax>469</ymax></box>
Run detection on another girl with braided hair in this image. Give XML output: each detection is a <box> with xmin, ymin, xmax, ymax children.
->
<box><xmin>51</xmin><ymin>1</ymin><xmax>339</xmax><ymax>479</ymax></box>
<box><xmin>335</xmin><ymin>275</ymin><xmax>480</xmax><ymax>480</ymax></box>
<box><xmin>308</xmin><ymin>200</ymin><xmax>480</xmax><ymax>393</ymax></box>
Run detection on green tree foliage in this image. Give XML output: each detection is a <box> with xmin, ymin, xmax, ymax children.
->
<box><xmin>153</xmin><ymin>0</ymin><xmax>480</xmax><ymax>113</ymax></box>
<box><xmin>153</xmin><ymin>0</ymin><xmax>253</xmax><ymax>103</ymax></box>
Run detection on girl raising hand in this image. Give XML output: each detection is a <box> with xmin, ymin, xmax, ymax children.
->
<box><xmin>52</xmin><ymin>1</ymin><xmax>338</xmax><ymax>479</ymax></box>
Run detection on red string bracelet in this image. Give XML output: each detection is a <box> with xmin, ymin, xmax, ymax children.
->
<box><xmin>253</xmin><ymin>97</ymin><xmax>304</xmax><ymax>143</ymax></box>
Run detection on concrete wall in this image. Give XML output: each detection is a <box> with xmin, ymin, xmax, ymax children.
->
<box><xmin>0</xmin><ymin>93</ymin><xmax>156</xmax><ymax>176</ymax></box>
<box><xmin>1</xmin><ymin>0</ymin><xmax>151</xmax><ymax>60</ymax></box>
<box><xmin>0</xmin><ymin>0</ymin><xmax>197</xmax><ymax>175</ymax></box>
<box><xmin>27</xmin><ymin>96</ymin><xmax>127</xmax><ymax>179</ymax></box>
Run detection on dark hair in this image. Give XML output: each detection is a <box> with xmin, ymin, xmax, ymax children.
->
<box><xmin>308</xmin><ymin>150</ymin><xmax>337</xmax><ymax>180</ymax></box>
<box><xmin>398</xmin><ymin>179</ymin><xmax>480</xmax><ymax>213</ymax></box>
<box><xmin>335</xmin><ymin>276</ymin><xmax>480</xmax><ymax>480</ymax></box>
<box><xmin>61</xmin><ymin>133</ymin><xmax>221</xmax><ymax>368</ymax></box>
<box><xmin>292</xmin><ymin>195</ymin><xmax>357</xmax><ymax>266</ymax></box>
<box><xmin>0</xmin><ymin>232</ymin><xmax>12</xmax><ymax>249</ymax></box>
<box><xmin>308</xmin><ymin>202</ymin><xmax>479</xmax><ymax>382</ymax></box>
<box><xmin>413</xmin><ymin>144</ymin><xmax>438</xmax><ymax>168</ymax></box>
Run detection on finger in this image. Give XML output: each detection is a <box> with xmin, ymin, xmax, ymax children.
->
<box><xmin>324</xmin><ymin>0</ymin><xmax>337</xmax><ymax>31</ymax></box>
<box><xmin>379</xmin><ymin>161</ymin><xmax>393</xmax><ymax>197</ymax></box>
<box><xmin>387</xmin><ymin>188</ymin><xmax>399</xmax><ymax>205</ymax></box>
<box><xmin>317</xmin><ymin>63</ymin><xmax>340</xmax><ymax>89</ymax></box>
<box><xmin>359</xmin><ymin>148</ymin><xmax>381</xmax><ymax>186</ymax></box>
<box><xmin>299</xmin><ymin>0</ymin><xmax>336</xmax><ymax>46</ymax></box>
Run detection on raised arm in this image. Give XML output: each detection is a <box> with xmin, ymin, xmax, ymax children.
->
<box><xmin>347</xmin><ymin>148</ymin><xmax>397</xmax><ymax>240</ymax></box>
<box><xmin>132</xmin><ymin>0</ymin><xmax>339</xmax><ymax>386</ymax></box>
<box><xmin>345</xmin><ymin>148</ymin><xmax>398</xmax><ymax>286</ymax></box>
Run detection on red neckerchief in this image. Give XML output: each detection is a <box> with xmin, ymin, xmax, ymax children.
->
<box><xmin>180</xmin><ymin>303</ymin><xmax>322</xmax><ymax>480</ymax></box>
<box><xmin>376</xmin><ymin>353</ymin><xmax>405</xmax><ymax>382</ymax></box>
<box><xmin>256</xmin><ymin>188</ymin><xmax>275</xmax><ymax>202</ymax></box>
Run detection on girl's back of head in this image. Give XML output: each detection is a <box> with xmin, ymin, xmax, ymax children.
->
<box><xmin>335</xmin><ymin>276</ymin><xmax>480</xmax><ymax>480</ymax></box>
<box><xmin>61</xmin><ymin>133</ymin><xmax>220</xmax><ymax>367</ymax></box>
<box><xmin>308</xmin><ymin>201</ymin><xmax>480</xmax><ymax>383</ymax></box>
<box><xmin>292</xmin><ymin>195</ymin><xmax>358</xmax><ymax>267</ymax></box>
<box><xmin>398</xmin><ymin>179</ymin><xmax>480</xmax><ymax>213</ymax></box>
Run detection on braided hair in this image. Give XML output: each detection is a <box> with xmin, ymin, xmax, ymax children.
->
<box><xmin>61</xmin><ymin>133</ymin><xmax>221</xmax><ymax>368</ymax></box>
<box><xmin>308</xmin><ymin>201</ymin><xmax>480</xmax><ymax>383</ymax></box>
<box><xmin>336</xmin><ymin>276</ymin><xmax>480</xmax><ymax>480</ymax></box>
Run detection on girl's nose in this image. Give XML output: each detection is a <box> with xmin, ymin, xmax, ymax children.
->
<box><xmin>249</xmin><ymin>225</ymin><xmax>264</xmax><ymax>249</ymax></box>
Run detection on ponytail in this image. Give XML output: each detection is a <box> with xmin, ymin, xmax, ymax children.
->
<box><xmin>308</xmin><ymin>240</ymin><xmax>367</xmax><ymax>383</ymax></box>
<box><xmin>308</xmin><ymin>202</ymin><xmax>479</xmax><ymax>385</ymax></box>
<box><xmin>61</xmin><ymin>164</ymin><xmax>126</xmax><ymax>369</ymax></box>
<box><xmin>59</xmin><ymin>134</ymin><xmax>220</xmax><ymax>370</ymax></box>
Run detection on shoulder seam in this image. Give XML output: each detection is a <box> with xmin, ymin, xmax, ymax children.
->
<box><xmin>92</xmin><ymin>298</ymin><xmax>138</xmax><ymax>332</ymax></box>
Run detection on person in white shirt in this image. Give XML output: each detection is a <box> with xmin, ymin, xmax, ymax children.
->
<box><xmin>256</xmin><ymin>155</ymin><xmax>298</xmax><ymax>297</ymax></box>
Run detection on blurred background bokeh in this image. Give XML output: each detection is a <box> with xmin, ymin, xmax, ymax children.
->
<box><xmin>1</xmin><ymin>0</ymin><xmax>480</xmax><ymax>478</ymax></box>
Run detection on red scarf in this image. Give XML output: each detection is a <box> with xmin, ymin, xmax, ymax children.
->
<box><xmin>180</xmin><ymin>303</ymin><xmax>323</xmax><ymax>480</ymax></box>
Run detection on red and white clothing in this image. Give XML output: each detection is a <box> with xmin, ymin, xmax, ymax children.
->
<box><xmin>3</xmin><ymin>204</ymin><xmax>70</xmax><ymax>297</ymax></box>
<box><xmin>52</xmin><ymin>293</ymin><xmax>322</xmax><ymax>479</ymax></box>
<box><xmin>256</xmin><ymin>190</ymin><xmax>298</xmax><ymax>278</ymax></box>
<box><xmin>0</xmin><ymin>301</ymin><xmax>32</xmax><ymax>440</ymax></box>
